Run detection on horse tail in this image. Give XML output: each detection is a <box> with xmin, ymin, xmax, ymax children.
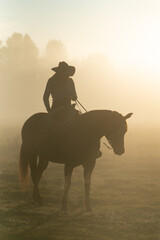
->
<box><xmin>19</xmin><ymin>142</ymin><xmax>30</xmax><ymax>189</ymax></box>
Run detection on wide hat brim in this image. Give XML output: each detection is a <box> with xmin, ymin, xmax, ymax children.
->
<box><xmin>51</xmin><ymin>62</ymin><xmax>75</xmax><ymax>77</ymax></box>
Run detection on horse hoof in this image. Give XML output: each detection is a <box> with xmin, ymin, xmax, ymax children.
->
<box><xmin>38</xmin><ymin>201</ymin><xmax>43</xmax><ymax>207</ymax></box>
<box><xmin>84</xmin><ymin>208</ymin><xmax>94</xmax><ymax>216</ymax></box>
<box><xmin>33</xmin><ymin>200</ymin><xmax>43</xmax><ymax>207</ymax></box>
<box><xmin>59</xmin><ymin>212</ymin><xmax>68</xmax><ymax>216</ymax></box>
<box><xmin>59</xmin><ymin>209</ymin><xmax>68</xmax><ymax>216</ymax></box>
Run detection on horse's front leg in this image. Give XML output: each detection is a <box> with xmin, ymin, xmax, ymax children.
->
<box><xmin>62</xmin><ymin>164</ymin><xmax>73</xmax><ymax>211</ymax></box>
<box><xmin>83</xmin><ymin>159</ymin><xmax>96</xmax><ymax>212</ymax></box>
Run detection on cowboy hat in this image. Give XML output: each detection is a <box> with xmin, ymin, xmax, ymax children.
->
<box><xmin>51</xmin><ymin>61</ymin><xmax>75</xmax><ymax>76</ymax></box>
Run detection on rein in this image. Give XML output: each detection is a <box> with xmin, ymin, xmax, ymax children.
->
<box><xmin>76</xmin><ymin>100</ymin><xmax>112</xmax><ymax>150</ymax></box>
<box><xmin>102</xmin><ymin>140</ymin><xmax>112</xmax><ymax>150</ymax></box>
<box><xmin>76</xmin><ymin>100</ymin><xmax>88</xmax><ymax>112</ymax></box>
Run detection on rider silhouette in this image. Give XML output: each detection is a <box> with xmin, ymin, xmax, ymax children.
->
<box><xmin>43</xmin><ymin>61</ymin><xmax>102</xmax><ymax>159</ymax></box>
<box><xmin>43</xmin><ymin>61</ymin><xmax>77</xmax><ymax>112</ymax></box>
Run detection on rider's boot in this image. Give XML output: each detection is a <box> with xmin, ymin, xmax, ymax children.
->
<box><xmin>97</xmin><ymin>150</ymin><xmax>102</xmax><ymax>159</ymax></box>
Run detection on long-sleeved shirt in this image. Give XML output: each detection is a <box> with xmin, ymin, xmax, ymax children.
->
<box><xmin>43</xmin><ymin>74</ymin><xmax>77</xmax><ymax>112</ymax></box>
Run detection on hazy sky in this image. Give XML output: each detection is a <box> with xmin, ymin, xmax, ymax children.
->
<box><xmin>1</xmin><ymin>0</ymin><xmax>160</xmax><ymax>69</ymax></box>
<box><xmin>0</xmin><ymin>0</ymin><xmax>160</xmax><ymax>126</ymax></box>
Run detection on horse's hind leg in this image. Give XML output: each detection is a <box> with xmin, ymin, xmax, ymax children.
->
<box><xmin>30</xmin><ymin>155</ymin><xmax>49</xmax><ymax>206</ymax></box>
<box><xmin>83</xmin><ymin>159</ymin><xmax>96</xmax><ymax>212</ymax></box>
<box><xmin>62</xmin><ymin>164</ymin><xmax>73</xmax><ymax>211</ymax></box>
<box><xmin>36</xmin><ymin>156</ymin><xmax>49</xmax><ymax>186</ymax></box>
<box><xmin>29</xmin><ymin>155</ymin><xmax>39</xmax><ymax>204</ymax></box>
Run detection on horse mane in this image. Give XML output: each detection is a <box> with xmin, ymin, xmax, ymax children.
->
<box><xmin>110</xmin><ymin>110</ymin><xmax>127</xmax><ymax>130</ymax></box>
<box><xmin>81</xmin><ymin>109</ymin><xmax>124</xmax><ymax>123</ymax></box>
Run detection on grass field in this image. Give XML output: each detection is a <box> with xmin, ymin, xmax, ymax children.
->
<box><xmin>0</xmin><ymin>126</ymin><xmax>160</xmax><ymax>240</ymax></box>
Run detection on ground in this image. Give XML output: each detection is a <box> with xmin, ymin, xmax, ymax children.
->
<box><xmin>0</xmin><ymin>126</ymin><xmax>160</xmax><ymax>240</ymax></box>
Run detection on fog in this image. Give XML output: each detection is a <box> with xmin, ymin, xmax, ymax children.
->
<box><xmin>0</xmin><ymin>33</ymin><xmax>160</xmax><ymax>240</ymax></box>
<box><xmin>0</xmin><ymin>33</ymin><xmax>159</xmax><ymax>131</ymax></box>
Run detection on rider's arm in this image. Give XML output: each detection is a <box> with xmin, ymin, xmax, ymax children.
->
<box><xmin>69</xmin><ymin>78</ymin><xmax>77</xmax><ymax>101</ymax></box>
<box><xmin>43</xmin><ymin>80</ymin><xmax>51</xmax><ymax>112</ymax></box>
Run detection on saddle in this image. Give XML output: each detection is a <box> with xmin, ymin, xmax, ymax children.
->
<box><xmin>48</xmin><ymin>105</ymin><xmax>80</xmax><ymax>131</ymax></box>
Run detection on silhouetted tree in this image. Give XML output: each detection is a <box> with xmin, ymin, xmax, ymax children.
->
<box><xmin>0</xmin><ymin>33</ymin><xmax>70</xmax><ymax>122</ymax></box>
<box><xmin>0</xmin><ymin>33</ymin><xmax>38</xmax><ymax>74</ymax></box>
<box><xmin>0</xmin><ymin>33</ymin><xmax>39</xmax><ymax>121</ymax></box>
<box><xmin>44</xmin><ymin>40</ymin><xmax>68</xmax><ymax>67</ymax></box>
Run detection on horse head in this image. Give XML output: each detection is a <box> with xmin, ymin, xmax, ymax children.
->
<box><xmin>105</xmin><ymin>112</ymin><xmax>133</xmax><ymax>155</ymax></box>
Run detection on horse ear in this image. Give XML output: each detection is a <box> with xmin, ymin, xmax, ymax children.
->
<box><xmin>124</xmin><ymin>113</ymin><xmax>133</xmax><ymax>119</ymax></box>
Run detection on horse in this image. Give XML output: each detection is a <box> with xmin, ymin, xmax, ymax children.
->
<box><xmin>19</xmin><ymin>110</ymin><xmax>132</xmax><ymax>212</ymax></box>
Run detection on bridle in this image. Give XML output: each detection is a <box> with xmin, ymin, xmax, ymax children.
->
<box><xmin>76</xmin><ymin>100</ymin><xmax>113</xmax><ymax>150</ymax></box>
<box><xmin>102</xmin><ymin>140</ymin><xmax>113</xmax><ymax>150</ymax></box>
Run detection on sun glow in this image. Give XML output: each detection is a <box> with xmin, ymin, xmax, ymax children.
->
<box><xmin>106</xmin><ymin>19</ymin><xmax>160</xmax><ymax>73</ymax></box>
